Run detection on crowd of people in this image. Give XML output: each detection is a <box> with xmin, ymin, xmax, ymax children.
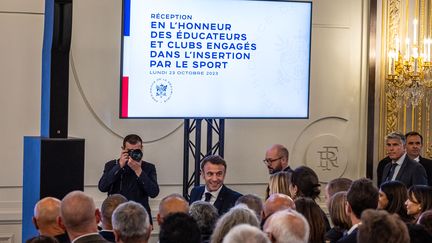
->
<box><xmin>26</xmin><ymin>132</ymin><xmax>432</xmax><ymax>243</ymax></box>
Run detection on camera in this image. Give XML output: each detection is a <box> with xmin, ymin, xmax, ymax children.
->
<box><xmin>128</xmin><ymin>149</ymin><xmax>143</xmax><ymax>162</ymax></box>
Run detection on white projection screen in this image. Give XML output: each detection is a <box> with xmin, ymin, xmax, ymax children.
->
<box><xmin>120</xmin><ymin>0</ymin><xmax>312</xmax><ymax>118</ymax></box>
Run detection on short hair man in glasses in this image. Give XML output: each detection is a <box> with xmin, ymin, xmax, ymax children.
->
<box><xmin>264</xmin><ymin>144</ymin><xmax>292</xmax><ymax>174</ymax></box>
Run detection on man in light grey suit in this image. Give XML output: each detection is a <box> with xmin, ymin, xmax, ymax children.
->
<box><xmin>58</xmin><ymin>191</ymin><xmax>109</xmax><ymax>243</ymax></box>
<box><xmin>381</xmin><ymin>132</ymin><xmax>427</xmax><ymax>188</ymax></box>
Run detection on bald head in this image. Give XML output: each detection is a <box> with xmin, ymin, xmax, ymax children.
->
<box><xmin>157</xmin><ymin>194</ymin><xmax>189</xmax><ymax>225</ymax></box>
<box><xmin>60</xmin><ymin>191</ymin><xmax>100</xmax><ymax>240</ymax></box>
<box><xmin>263</xmin><ymin>193</ymin><xmax>295</xmax><ymax>219</ymax></box>
<box><xmin>265</xmin><ymin>144</ymin><xmax>289</xmax><ymax>174</ymax></box>
<box><xmin>32</xmin><ymin>197</ymin><xmax>64</xmax><ymax>236</ymax></box>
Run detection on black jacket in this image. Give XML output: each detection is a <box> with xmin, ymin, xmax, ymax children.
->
<box><xmin>98</xmin><ymin>159</ymin><xmax>159</xmax><ymax>222</ymax></box>
<box><xmin>189</xmin><ymin>185</ymin><xmax>242</xmax><ymax>216</ymax></box>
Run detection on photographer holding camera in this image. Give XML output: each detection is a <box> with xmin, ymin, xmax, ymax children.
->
<box><xmin>98</xmin><ymin>134</ymin><xmax>159</xmax><ymax>224</ymax></box>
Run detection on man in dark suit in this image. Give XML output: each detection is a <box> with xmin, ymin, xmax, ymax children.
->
<box><xmin>189</xmin><ymin>155</ymin><xmax>242</xmax><ymax>216</ymax></box>
<box><xmin>379</xmin><ymin>132</ymin><xmax>427</xmax><ymax>188</ymax></box>
<box><xmin>98</xmin><ymin>134</ymin><xmax>159</xmax><ymax>224</ymax></box>
<box><xmin>337</xmin><ymin>178</ymin><xmax>379</xmax><ymax>243</ymax></box>
<box><xmin>58</xmin><ymin>191</ymin><xmax>109</xmax><ymax>243</ymax></box>
<box><xmin>405</xmin><ymin>131</ymin><xmax>432</xmax><ymax>186</ymax></box>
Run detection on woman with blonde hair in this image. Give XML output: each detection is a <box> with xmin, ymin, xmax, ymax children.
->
<box><xmin>325</xmin><ymin>191</ymin><xmax>352</xmax><ymax>243</ymax></box>
<box><xmin>267</xmin><ymin>171</ymin><xmax>291</xmax><ymax>198</ymax></box>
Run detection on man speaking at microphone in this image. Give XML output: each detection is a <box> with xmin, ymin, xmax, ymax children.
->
<box><xmin>98</xmin><ymin>134</ymin><xmax>159</xmax><ymax>224</ymax></box>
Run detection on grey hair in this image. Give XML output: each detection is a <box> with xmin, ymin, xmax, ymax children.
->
<box><xmin>385</xmin><ymin>132</ymin><xmax>406</xmax><ymax>145</ymax></box>
<box><xmin>112</xmin><ymin>201</ymin><xmax>150</xmax><ymax>241</ymax></box>
<box><xmin>264</xmin><ymin>209</ymin><xmax>310</xmax><ymax>243</ymax></box>
<box><xmin>222</xmin><ymin>224</ymin><xmax>270</xmax><ymax>243</ymax></box>
<box><xmin>189</xmin><ymin>201</ymin><xmax>219</xmax><ymax>236</ymax></box>
<box><xmin>210</xmin><ymin>204</ymin><xmax>260</xmax><ymax>243</ymax></box>
<box><xmin>235</xmin><ymin>194</ymin><xmax>264</xmax><ymax>221</ymax></box>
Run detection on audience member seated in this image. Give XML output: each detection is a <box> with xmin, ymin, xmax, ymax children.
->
<box><xmin>157</xmin><ymin>193</ymin><xmax>189</xmax><ymax>225</ymax></box>
<box><xmin>357</xmin><ymin>209</ymin><xmax>409</xmax><ymax>243</ymax></box>
<box><xmin>26</xmin><ymin>235</ymin><xmax>60</xmax><ymax>243</ymax></box>
<box><xmin>378</xmin><ymin>180</ymin><xmax>413</xmax><ymax>222</ymax></box>
<box><xmin>324</xmin><ymin>178</ymin><xmax>352</xmax><ymax>206</ymax></box>
<box><xmin>32</xmin><ymin>197</ymin><xmax>70</xmax><ymax>243</ymax></box>
<box><xmin>325</xmin><ymin>192</ymin><xmax>351</xmax><ymax>243</ymax></box>
<box><xmin>159</xmin><ymin>212</ymin><xmax>201</xmax><ymax>243</ymax></box>
<box><xmin>189</xmin><ymin>201</ymin><xmax>219</xmax><ymax>243</ymax></box>
<box><xmin>295</xmin><ymin>197</ymin><xmax>327</xmax><ymax>243</ymax></box>
<box><xmin>266</xmin><ymin>171</ymin><xmax>291</xmax><ymax>199</ymax></box>
<box><xmin>289</xmin><ymin>166</ymin><xmax>330</xmax><ymax>231</ymax></box>
<box><xmin>261</xmin><ymin>193</ymin><xmax>295</xmax><ymax>227</ymax></box>
<box><xmin>235</xmin><ymin>194</ymin><xmax>264</xmax><ymax>222</ymax></box>
<box><xmin>210</xmin><ymin>205</ymin><xmax>260</xmax><ymax>243</ymax></box>
<box><xmin>189</xmin><ymin>155</ymin><xmax>242</xmax><ymax>216</ymax></box>
<box><xmin>418</xmin><ymin>210</ymin><xmax>432</xmax><ymax>234</ymax></box>
<box><xmin>58</xmin><ymin>191</ymin><xmax>109</xmax><ymax>243</ymax></box>
<box><xmin>336</xmin><ymin>178</ymin><xmax>379</xmax><ymax>243</ymax></box>
<box><xmin>112</xmin><ymin>201</ymin><xmax>151</xmax><ymax>243</ymax></box>
<box><xmin>263</xmin><ymin>209</ymin><xmax>309</xmax><ymax>243</ymax></box>
<box><xmin>100</xmin><ymin>194</ymin><xmax>128</xmax><ymax>242</ymax></box>
<box><xmin>405</xmin><ymin>185</ymin><xmax>432</xmax><ymax>223</ymax></box>
<box><xmin>222</xmin><ymin>224</ymin><xmax>270</xmax><ymax>243</ymax></box>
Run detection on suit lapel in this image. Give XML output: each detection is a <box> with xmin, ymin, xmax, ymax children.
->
<box><xmin>213</xmin><ymin>185</ymin><xmax>226</xmax><ymax>212</ymax></box>
<box><xmin>395</xmin><ymin>156</ymin><xmax>409</xmax><ymax>180</ymax></box>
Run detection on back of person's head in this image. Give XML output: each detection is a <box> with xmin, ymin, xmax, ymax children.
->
<box><xmin>408</xmin><ymin>185</ymin><xmax>432</xmax><ymax>216</ymax></box>
<box><xmin>328</xmin><ymin>191</ymin><xmax>351</xmax><ymax>230</ymax></box>
<box><xmin>200</xmin><ymin>154</ymin><xmax>227</xmax><ymax>171</ymax></box>
<box><xmin>262</xmin><ymin>193</ymin><xmax>295</xmax><ymax>223</ymax></box>
<box><xmin>346</xmin><ymin>178</ymin><xmax>379</xmax><ymax>219</ymax></box>
<box><xmin>101</xmin><ymin>194</ymin><xmax>128</xmax><ymax>230</ymax></box>
<box><xmin>123</xmin><ymin>134</ymin><xmax>143</xmax><ymax>147</ymax></box>
<box><xmin>211</xmin><ymin>205</ymin><xmax>260</xmax><ymax>243</ymax></box>
<box><xmin>379</xmin><ymin>180</ymin><xmax>411</xmax><ymax>221</ymax></box>
<box><xmin>407</xmin><ymin>223</ymin><xmax>432</xmax><ymax>243</ymax></box>
<box><xmin>189</xmin><ymin>201</ymin><xmax>219</xmax><ymax>239</ymax></box>
<box><xmin>112</xmin><ymin>201</ymin><xmax>151</xmax><ymax>243</ymax></box>
<box><xmin>157</xmin><ymin>193</ymin><xmax>189</xmax><ymax>225</ymax></box>
<box><xmin>263</xmin><ymin>209</ymin><xmax>310</xmax><ymax>243</ymax></box>
<box><xmin>290</xmin><ymin>166</ymin><xmax>320</xmax><ymax>200</ymax></box>
<box><xmin>418</xmin><ymin>210</ymin><xmax>432</xmax><ymax>234</ymax></box>
<box><xmin>159</xmin><ymin>212</ymin><xmax>201</xmax><ymax>243</ymax></box>
<box><xmin>222</xmin><ymin>224</ymin><xmax>270</xmax><ymax>243</ymax></box>
<box><xmin>268</xmin><ymin>171</ymin><xmax>292</xmax><ymax>197</ymax></box>
<box><xmin>60</xmin><ymin>191</ymin><xmax>99</xmax><ymax>234</ymax></box>
<box><xmin>294</xmin><ymin>197</ymin><xmax>326</xmax><ymax>243</ymax></box>
<box><xmin>358</xmin><ymin>209</ymin><xmax>409</xmax><ymax>243</ymax></box>
<box><xmin>325</xmin><ymin>178</ymin><xmax>352</xmax><ymax>202</ymax></box>
<box><xmin>32</xmin><ymin>197</ymin><xmax>64</xmax><ymax>236</ymax></box>
<box><xmin>235</xmin><ymin>194</ymin><xmax>264</xmax><ymax>221</ymax></box>
<box><xmin>26</xmin><ymin>235</ymin><xmax>59</xmax><ymax>243</ymax></box>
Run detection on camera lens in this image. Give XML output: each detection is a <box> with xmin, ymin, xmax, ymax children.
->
<box><xmin>128</xmin><ymin>149</ymin><xmax>143</xmax><ymax>161</ymax></box>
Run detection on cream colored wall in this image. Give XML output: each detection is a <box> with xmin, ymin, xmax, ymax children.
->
<box><xmin>0</xmin><ymin>0</ymin><xmax>370</xmax><ymax>242</ymax></box>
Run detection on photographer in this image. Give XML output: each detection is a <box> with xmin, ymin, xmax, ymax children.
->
<box><xmin>98</xmin><ymin>134</ymin><xmax>159</xmax><ymax>224</ymax></box>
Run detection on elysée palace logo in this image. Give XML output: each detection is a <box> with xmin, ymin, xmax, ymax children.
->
<box><xmin>150</xmin><ymin>78</ymin><xmax>173</xmax><ymax>103</ymax></box>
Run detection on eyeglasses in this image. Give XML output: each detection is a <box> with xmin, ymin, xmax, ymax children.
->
<box><xmin>262</xmin><ymin>156</ymin><xmax>283</xmax><ymax>165</ymax></box>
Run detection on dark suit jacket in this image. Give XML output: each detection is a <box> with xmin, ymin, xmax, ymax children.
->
<box><xmin>74</xmin><ymin>233</ymin><xmax>110</xmax><ymax>243</ymax></box>
<box><xmin>189</xmin><ymin>185</ymin><xmax>242</xmax><ymax>215</ymax></box>
<box><xmin>419</xmin><ymin>157</ymin><xmax>432</xmax><ymax>186</ymax></box>
<box><xmin>98</xmin><ymin>159</ymin><xmax>159</xmax><ymax>223</ymax></box>
<box><xmin>381</xmin><ymin>155</ymin><xmax>427</xmax><ymax>188</ymax></box>
<box><xmin>336</xmin><ymin>228</ymin><xmax>358</xmax><ymax>243</ymax></box>
<box><xmin>99</xmin><ymin>230</ymin><xmax>115</xmax><ymax>242</ymax></box>
<box><xmin>377</xmin><ymin>156</ymin><xmax>391</xmax><ymax>186</ymax></box>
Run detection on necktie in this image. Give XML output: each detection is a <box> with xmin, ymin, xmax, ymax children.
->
<box><xmin>204</xmin><ymin>192</ymin><xmax>212</xmax><ymax>202</ymax></box>
<box><xmin>386</xmin><ymin>163</ymin><xmax>398</xmax><ymax>182</ymax></box>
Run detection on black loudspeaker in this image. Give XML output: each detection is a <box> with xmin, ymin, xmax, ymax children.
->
<box><xmin>22</xmin><ymin>137</ymin><xmax>85</xmax><ymax>241</ymax></box>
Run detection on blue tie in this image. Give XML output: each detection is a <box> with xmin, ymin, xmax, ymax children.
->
<box><xmin>386</xmin><ymin>163</ymin><xmax>398</xmax><ymax>182</ymax></box>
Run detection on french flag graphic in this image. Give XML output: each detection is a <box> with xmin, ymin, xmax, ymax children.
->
<box><xmin>121</xmin><ymin>0</ymin><xmax>131</xmax><ymax>118</ymax></box>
